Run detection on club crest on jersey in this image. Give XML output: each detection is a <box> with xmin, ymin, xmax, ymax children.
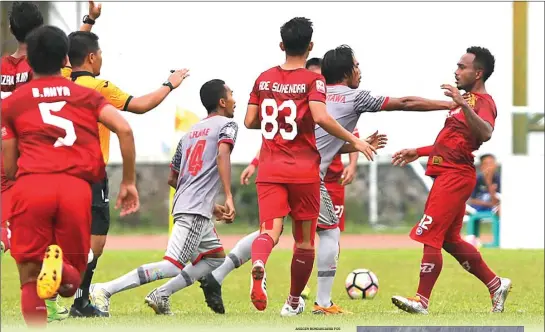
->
<box><xmin>316</xmin><ymin>80</ymin><xmax>326</xmax><ymax>93</ymax></box>
<box><xmin>464</xmin><ymin>92</ymin><xmax>477</xmax><ymax>108</ymax></box>
<box><xmin>432</xmin><ymin>156</ymin><xmax>443</xmax><ymax>165</ymax></box>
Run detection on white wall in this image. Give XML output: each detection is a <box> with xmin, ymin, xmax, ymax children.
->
<box><xmin>50</xmin><ymin>2</ymin><xmax>544</xmax><ymax>163</ymax></box>
<box><xmin>500</xmin><ymin>156</ymin><xmax>544</xmax><ymax>249</ymax></box>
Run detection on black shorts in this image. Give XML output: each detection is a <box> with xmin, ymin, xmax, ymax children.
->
<box><xmin>91</xmin><ymin>176</ymin><xmax>110</xmax><ymax>236</ymax></box>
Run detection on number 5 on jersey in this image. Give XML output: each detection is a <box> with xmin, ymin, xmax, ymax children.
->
<box><xmin>261</xmin><ymin>98</ymin><xmax>297</xmax><ymax>140</ymax></box>
<box><xmin>39</xmin><ymin>101</ymin><xmax>77</xmax><ymax>147</ymax></box>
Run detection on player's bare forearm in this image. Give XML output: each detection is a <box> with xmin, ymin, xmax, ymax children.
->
<box><xmin>167</xmin><ymin>170</ymin><xmax>178</xmax><ymax>189</ymax></box>
<box><xmin>118</xmin><ymin>131</ymin><xmax>136</xmax><ymax>184</ymax></box>
<box><xmin>416</xmin><ymin>145</ymin><xmax>434</xmax><ymax>157</ymax></box>
<box><xmin>217</xmin><ymin>143</ymin><xmax>233</xmax><ymax>198</ymax></box>
<box><xmin>339</xmin><ymin>143</ymin><xmax>357</xmax><ymax>154</ymax></box>
<box><xmin>461</xmin><ymin>103</ymin><xmax>493</xmax><ymax>142</ymax></box>
<box><xmin>382</xmin><ymin>97</ymin><xmax>454</xmax><ymax>112</ymax></box>
<box><xmin>348</xmin><ymin>152</ymin><xmax>359</xmax><ymax>168</ymax></box>
<box><xmin>127</xmin><ymin>87</ymin><xmax>171</xmax><ymax>114</ymax></box>
<box><xmin>1</xmin><ymin>138</ymin><xmax>19</xmax><ymax>180</ymax></box>
<box><xmin>244</xmin><ymin>105</ymin><xmax>260</xmax><ymax>129</ymax></box>
<box><xmin>310</xmin><ymin>102</ymin><xmax>358</xmax><ymax>145</ymax></box>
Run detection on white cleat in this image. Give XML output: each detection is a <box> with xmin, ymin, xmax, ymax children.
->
<box><xmin>89</xmin><ymin>284</ymin><xmax>111</xmax><ymax>316</ymax></box>
<box><xmin>280</xmin><ymin>297</ymin><xmax>305</xmax><ymax>317</ymax></box>
<box><xmin>491</xmin><ymin>277</ymin><xmax>512</xmax><ymax>313</ymax></box>
<box><xmin>391</xmin><ymin>295</ymin><xmax>429</xmax><ymax>315</ymax></box>
<box><xmin>145</xmin><ymin>288</ymin><xmax>173</xmax><ymax>315</ymax></box>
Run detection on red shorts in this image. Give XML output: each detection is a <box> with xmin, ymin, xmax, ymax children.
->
<box><xmin>10</xmin><ymin>174</ymin><xmax>92</xmax><ymax>274</ymax></box>
<box><xmin>410</xmin><ymin>172</ymin><xmax>476</xmax><ymax>249</ymax></box>
<box><xmin>2</xmin><ymin>188</ymin><xmax>13</xmax><ymax>225</ymax></box>
<box><xmin>256</xmin><ymin>182</ymin><xmax>320</xmax><ymax>226</ymax></box>
<box><xmin>323</xmin><ymin>181</ymin><xmax>346</xmax><ymax>231</ymax></box>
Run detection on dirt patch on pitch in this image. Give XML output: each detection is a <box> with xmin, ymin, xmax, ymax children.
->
<box><xmin>105</xmin><ymin>234</ymin><xmax>492</xmax><ymax>250</ymax></box>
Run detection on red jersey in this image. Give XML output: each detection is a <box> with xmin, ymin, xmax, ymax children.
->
<box><xmin>1</xmin><ymin>55</ymin><xmax>33</xmax><ymax>191</ymax></box>
<box><xmin>426</xmin><ymin>92</ymin><xmax>497</xmax><ymax>177</ymax></box>
<box><xmin>1</xmin><ymin>55</ymin><xmax>32</xmax><ymax>97</ymax></box>
<box><xmin>324</xmin><ymin>128</ymin><xmax>360</xmax><ymax>183</ymax></box>
<box><xmin>1</xmin><ymin>76</ymin><xmax>108</xmax><ymax>184</ymax></box>
<box><xmin>249</xmin><ymin>66</ymin><xmax>327</xmax><ymax>184</ymax></box>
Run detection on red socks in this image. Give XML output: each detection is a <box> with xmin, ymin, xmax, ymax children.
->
<box><xmin>416</xmin><ymin>245</ymin><xmax>443</xmax><ymax>309</ymax></box>
<box><xmin>289</xmin><ymin>248</ymin><xmax>315</xmax><ymax>309</ymax></box>
<box><xmin>21</xmin><ymin>282</ymin><xmax>47</xmax><ymax>327</ymax></box>
<box><xmin>251</xmin><ymin>233</ymin><xmax>275</xmax><ymax>265</ymax></box>
<box><xmin>59</xmin><ymin>262</ymin><xmax>82</xmax><ymax>298</ymax></box>
<box><xmin>443</xmin><ymin>241</ymin><xmax>499</xmax><ymax>293</ymax></box>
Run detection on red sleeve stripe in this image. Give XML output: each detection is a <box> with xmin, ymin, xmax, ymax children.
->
<box><xmin>380</xmin><ymin>97</ymin><xmax>390</xmax><ymax>110</ymax></box>
<box><xmin>169</xmin><ymin>163</ymin><xmax>179</xmax><ymax>174</ymax></box>
<box><xmin>218</xmin><ymin>139</ymin><xmax>234</xmax><ymax>147</ymax></box>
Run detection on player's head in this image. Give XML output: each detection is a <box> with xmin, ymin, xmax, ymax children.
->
<box><xmin>479</xmin><ymin>153</ymin><xmax>497</xmax><ymax>173</ymax></box>
<box><xmin>26</xmin><ymin>25</ymin><xmax>69</xmax><ymax>76</ymax></box>
<box><xmin>305</xmin><ymin>57</ymin><xmax>322</xmax><ymax>74</ymax></box>
<box><xmin>9</xmin><ymin>2</ymin><xmax>44</xmax><ymax>43</ymax></box>
<box><xmin>200</xmin><ymin>79</ymin><xmax>236</xmax><ymax>118</ymax></box>
<box><xmin>322</xmin><ymin>45</ymin><xmax>361</xmax><ymax>89</ymax></box>
<box><xmin>68</xmin><ymin>31</ymin><xmax>103</xmax><ymax>76</ymax></box>
<box><xmin>455</xmin><ymin>46</ymin><xmax>495</xmax><ymax>91</ymax></box>
<box><xmin>280</xmin><ymin>17</ymin><xmax>314</xmax><ymax>57</ymax></box>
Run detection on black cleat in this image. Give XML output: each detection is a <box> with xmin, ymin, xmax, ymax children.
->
<box><xmin>69</xmin><ymin>302</ymin><xmax>109</xmax><ymax>318</ymax></box>
<box><xmin>198</xmin><ymin>274</ymin><xmax>225</xmax><ymax>314</ymax></box>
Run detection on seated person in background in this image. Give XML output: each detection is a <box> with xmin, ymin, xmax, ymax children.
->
<box><xmin>467</xmin><ymin>153</ymin><xmax>501</xmax><ymax>238</ymax></box>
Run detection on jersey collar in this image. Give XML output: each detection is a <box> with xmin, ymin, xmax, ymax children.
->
<box><xmin>70</xmin><ymin>71</ymin><xmax>95</xmax><ymax>81</ymax></box>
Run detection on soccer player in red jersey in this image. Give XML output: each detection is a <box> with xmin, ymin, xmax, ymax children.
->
<box><xmin>1</xmin><ymin>1</ymin><xmax>103</xmax><ymax>321</ymax></box>
<box><xmin>1</xmin><ymin>25</ymin><xmax>139</xmax><ymax>327</ymax></box>
<box><xmin>244</xmin><ymin>17</ymin><xmax>376</xmax><ymax>316</ymax></box>
<box><xmin>390</xmin><ymin>47</ymin><xmax>511</xmax><ymax>314</ymax></box>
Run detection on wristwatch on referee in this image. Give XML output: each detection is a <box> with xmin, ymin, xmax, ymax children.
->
<box><xmin>83</xmin><ymin>15</ymin><xmax>95</xmax><ymax>25</ymax></box>
<box><xmin>162</xmin><ymin>80</ymin><xmax>175</xmax><ymax>92</ymax></box>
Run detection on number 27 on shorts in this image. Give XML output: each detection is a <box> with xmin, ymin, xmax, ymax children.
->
<box><xmin>260</xmin><ymin>98</ymin><xmax>297</xmax><ymax>140</ymax></box>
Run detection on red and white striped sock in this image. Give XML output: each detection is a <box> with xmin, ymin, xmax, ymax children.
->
<box><xmin>416</xmin><ymin>293</ymin><xmax>430</xmax><ymax>309</ymax></box>
<box><xmin>486</xmin><ymin>276</ymin><xmax>501</xmax><ymax>294</ymax></box>
<box><xmin>287</xmin><ymin>294</ymin><xmax>300</xmax><ymax>310</ymax></box>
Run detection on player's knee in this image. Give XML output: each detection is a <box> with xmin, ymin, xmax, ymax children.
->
<box><xmin>90</xmin><ymin>236</ymin><xmax>107</xmax><ymax>258</ymax></box>
<box><xmin>17</xmin><ymin>262</ymin><xmax>41</xmax><ymax>286</ymax></box>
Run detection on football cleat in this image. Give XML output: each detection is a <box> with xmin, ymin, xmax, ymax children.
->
<box><xmin>491</xmin><ymin>277</ymin><xmax>512</xmax><ymax>313</ymax></box>
<box><xmin>250</xmin><ymin>260</ymin><xmax>268</xmax><ymax>311</ymax></box>
<box><xmin>312</xmin><ymin>302</ymin><xmax>352</xmax><ymax>315</ymax></box>
<box><xmin>280</xmin><ymin>297</ymin><xmax>305</xmax><ymax>317</ymax></box>
<box><xmin>198</xmin><ymin>274</ymin><xmax>225</xmax><ymax>314</ymax></box>
<box><xmin>145</xmin><ymin>288</ymin><xmax>173</xmax><ymax>315</ymax></box>
<box><xmin>391</xmin><ymin>295</ymin><xmax>429</xmax><ymax>315</ymax></box>
<box><xmin>37</xmin><ymin>245</ymin><xmax>63</xmax><ymax>300</ymax></box>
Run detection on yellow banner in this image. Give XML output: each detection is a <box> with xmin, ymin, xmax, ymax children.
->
<box><xmin>169</xmin><ymin>107</ymin><xmax>201</xmax><ymax>235</ymax></box>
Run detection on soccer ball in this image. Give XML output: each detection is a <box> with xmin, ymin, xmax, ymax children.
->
<box><xmin>345</xmin><ymin>269</ymin><xmax>379</xmax><ymax>300</ymax></box>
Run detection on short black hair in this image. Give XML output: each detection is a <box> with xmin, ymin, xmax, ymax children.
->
<box><xmin>9</xmin><ymin>2</ymin><xmax>44</xmax><ymax>42</ymax></box>
<box><xmin>321</xmin><ymin>45</ymin><xmax>355</xmax><ymax>84</ymax></box>
<box><xmin>26</xmin><ymin>25</ymin><xmax>68</xmax><ymax>76</ymax></box>
<box><xmin>479</xmin><ymin>153</ymin><xmax>496</xmax><ymax>163</ymax></box>
<box><xmin>280</xmin><ymin>17</ymin><xmax>313</xmax><ymax>56</ymax></box>
<box><xmin>200</xmin><ymin>79</ymin><xmax>227</xmax><ymax>114</ymax></box>
<box><xmin>68</xmin><ymin>31</ymin><xmax>100</xmax><ymax>67</ymax></box>
<box><xmin>305</xmin><ymin>57</ymin><xmax>322</xmax><ymax>69</ymax></box>
<box><xmin>467</xmin><ymin>46</ymin><xmax>495</xmax><ymax>82</ymax></box>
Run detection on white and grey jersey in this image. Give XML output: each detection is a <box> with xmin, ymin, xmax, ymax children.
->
<box><xmin>315</xmin><ymin>85</ymin><xmax>386</xmax><ymax>179</ymax></box>
<box><xmin>171</xmin><ymin>115</ymin><xmax>238</xmax><ymax>219</ymax></box>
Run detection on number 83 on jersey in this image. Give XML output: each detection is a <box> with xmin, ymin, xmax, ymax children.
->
<box><xmin>260</xmin><ymin>98</ymin><xmax>297</xmax><ymax>140</ymax></box>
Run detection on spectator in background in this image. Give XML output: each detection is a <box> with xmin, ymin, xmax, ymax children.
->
<box><xmin>467</xmin><ymin>153</ymin><xmax>501</xmax><ymax>238</ymax></box>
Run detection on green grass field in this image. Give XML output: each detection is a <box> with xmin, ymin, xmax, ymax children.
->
<box><xmin>1</xmin><ymin>249</ymin><xmax>543</xmax><ymax>332</ymax></box>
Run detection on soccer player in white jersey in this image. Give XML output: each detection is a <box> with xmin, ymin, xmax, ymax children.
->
<box><xmin>198</xmin><ymin>45</ymin><xmax>457</xmax><ymax>315</ymax></box>
<box><xmin>89</xmin><ymin>79</ymin><xmax>238</xmax><ymax>315</ymax></box>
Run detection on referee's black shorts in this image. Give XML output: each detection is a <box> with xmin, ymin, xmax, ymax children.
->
<box><xmin>91</xmin><ymin>175</ymin><xmax>110</xmax><ymax>236</ymax></box>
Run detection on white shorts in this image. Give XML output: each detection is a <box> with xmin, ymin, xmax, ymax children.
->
<box><xmin>164</xmin><ymin>213</ymin><xmax>223</xmax><ymax>267</ymax></box>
